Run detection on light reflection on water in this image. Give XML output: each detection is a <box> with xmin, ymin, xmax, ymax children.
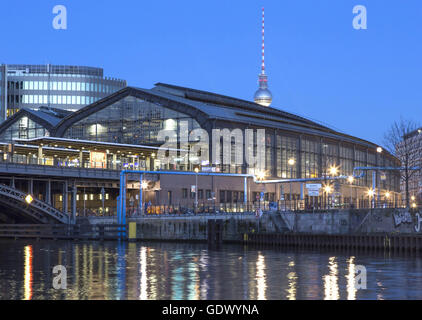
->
<box><xmin>1</xmin><ymin>240</ymin><xmax>422</xmax><ymax>300</ymax></box>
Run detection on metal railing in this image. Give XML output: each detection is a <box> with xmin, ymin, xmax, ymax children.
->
<box><xmin>1</xmin><ymin>155</ymin><xmax>147</xmax><ymax>172</ymax></box>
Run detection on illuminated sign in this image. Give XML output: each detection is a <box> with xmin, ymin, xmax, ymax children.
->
<box><xmin>90</xmin><ymin>151</ymin><xmax>106</xmax><ymax>169</ymax></box>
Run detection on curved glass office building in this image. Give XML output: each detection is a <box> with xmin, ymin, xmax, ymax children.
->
<box><xmin>3</xmin><ymin>64</ymin><xmax>127</xmax><ymax>119</ymax></box>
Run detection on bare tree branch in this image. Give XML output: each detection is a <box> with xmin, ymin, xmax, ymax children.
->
<box><xmin>383</xmin><ymin>117</ymin><xmax>420</xmax><ymax>207</ymax></box>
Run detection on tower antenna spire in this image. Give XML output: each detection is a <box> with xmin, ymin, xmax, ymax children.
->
<box><xmin>261</xmin><ymin>7</ymin><xmax>265</xmax><ymax>75</ymax></box>
<box><xmin>254</xmin><ymin>7</ymin><xmax>273</xmax><ymax>107</ymax></box>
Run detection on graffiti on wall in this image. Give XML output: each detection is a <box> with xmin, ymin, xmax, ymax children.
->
<box><xmin>415</xmin><ymin>213</ymin><xmax>422</xmax><ymax>232</ymax></box>
<box><xmin>393</xmin><ymin>211</ymin><xmax>413</xmax><ymax>227</ymax></box>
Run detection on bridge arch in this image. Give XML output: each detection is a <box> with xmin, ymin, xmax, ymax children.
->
<box><xmin>0</xmin><ymin>184</ymin><xmax>69</xmax><ymax>224</ymax></box>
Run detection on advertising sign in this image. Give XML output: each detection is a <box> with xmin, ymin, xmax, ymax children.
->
<box><xmin>90</xmin><ymin>151</ymin><xmax>106</xmax><ymax>169</ymax></box>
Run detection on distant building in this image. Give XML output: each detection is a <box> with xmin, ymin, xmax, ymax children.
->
<box><xmin>399</xmin><ymin>128</ymin><xmax>422</xmax><ymax>203</ymax></box>
<box><xmin>1</xmin><ymin>64</ymin><xmax>126</xmax><ymax>121</ymax></box>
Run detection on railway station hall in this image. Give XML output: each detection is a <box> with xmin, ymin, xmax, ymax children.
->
<box><xmin>0</xmin><ymin>83</ymin><xmax>402</xmax><ymax>216</ymax></box>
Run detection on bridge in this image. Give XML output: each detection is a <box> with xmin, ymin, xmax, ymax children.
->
<box><xmin>0</xmin><ymin>184</ymin><xmax>69</xmax><ymax>224</ymax></box>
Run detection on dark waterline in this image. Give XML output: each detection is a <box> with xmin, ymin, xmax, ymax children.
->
<box><xmin>0</xmin><ymin>239</ymin><xmax>422</xmax><ymax>300</ymax></box>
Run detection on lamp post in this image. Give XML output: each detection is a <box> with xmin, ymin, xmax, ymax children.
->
<box><xmin>385</xmin><ymin>191</ymin><xmax>391</xmax><ymax>208</ymax></box>
<box><xmin>329</xmin><ymin>166</ymin><xmax>338</xmax><ymax>208</ymax></box>
<box><xmin>141</xmin><ymin>180</ymin><xmax>148</xmax><ymax>215</ymax></box>
<box><xmin>348</xmin><ymin>176</ymin><xmax>354</xmax><ymax>208</ymax></box>
<box><xmin>411</xmin><ymin>195</ymin><xmax>416</xmax><ymax>210</ymax></box>
<box><xmin>367</xmin><ymin>188</ymin><xmax>375</xmax><ymax>209</ymax></box>
<box><xmin>256</xmin><ymin>170</ymin><xmax>266</xmax><ymax>212</ymax></box>
<box><xmin>288</xmin><ymin>158</ymin><xmax>295</xmax><ymax>210</ymax></box>
<box><xmin>324</xmin><ymin>185</ymin><xmax>332</xmax><ymax>209</ymax></box>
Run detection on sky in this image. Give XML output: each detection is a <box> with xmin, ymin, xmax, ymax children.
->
<box><xmin>1</xmin><ymin>0</ymin><xmax>421</xmax><ymax>146</ymax></box>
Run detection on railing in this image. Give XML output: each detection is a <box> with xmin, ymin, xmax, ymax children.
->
<box><xmin>120</xmin><ymin>199</ymin><xmax>410</xmax><ymax>218</ymax></box>
<box><xmin>0</xmin><ymin>155</ymin><xmax>147</xmax><ymax>172</ymax></box>
<box><xmin>0</xmin><ymin>224</ymin><xmax>126</xmax><ymax>240</ymax></box>
<box><xmin>75</xmin><ymin>198</ymin><xmax>413</xmax><ymax>220</ymax></box>
<box><xmin>0</xmin><ymin>184</ymin><xmax>69</xmax><ymax>223</ymax></box>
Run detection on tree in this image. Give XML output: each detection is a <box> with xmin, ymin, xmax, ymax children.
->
<box><xmin>383</xmin><ymin>118</ymin><xmax>421</xmax><ymax>208</ymax></box>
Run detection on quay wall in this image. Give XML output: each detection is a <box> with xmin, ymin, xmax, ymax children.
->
<box><xmin>83</xmin><ymin>208</ymin><xmax>422</xmax><ymax>241</ymax></box>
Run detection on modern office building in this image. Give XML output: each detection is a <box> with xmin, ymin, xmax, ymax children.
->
<box><xmin>0</xmin><ymin>83</ymin><xmax>402</xmax><ymax>210</ymax></box>
<box><xmin>1</xmin><ymin>64</ymin><xmax>127</xmax><ymax>120</ymax></box>
<box><xmin>0</xmin><ymin>65</ymin><xmax>6</xmax><ymax>123</ymax></box>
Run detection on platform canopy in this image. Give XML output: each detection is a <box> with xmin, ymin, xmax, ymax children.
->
<box><xmin>12</xmin><ymin>136</ymin><xmax>179</xmax><ymax>159</ymax></box>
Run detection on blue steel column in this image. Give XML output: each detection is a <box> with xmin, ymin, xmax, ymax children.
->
<box><xmin>139</xmin><ymin>174</ymin><xmax>143</xmax><ymax>215</ymax></box>
<box><xmin>118</xmin><ymin>171</ymin><xmax>127</xmax><ymax>238</ymax></box>
<box><xmin>244</xmin><ymin>176</ymin><xmax>248</xmax><ymax>209</ymax></box>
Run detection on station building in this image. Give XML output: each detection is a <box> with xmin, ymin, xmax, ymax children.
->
<box><xmin>0</xmin><ymin>83</ymin><xmax>402</xmax><ymax>214</ymax></box>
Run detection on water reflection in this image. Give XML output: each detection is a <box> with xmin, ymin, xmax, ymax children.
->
<box><xmin>324</xmin><ymin>257</ymin><xmax>339</xmax><ymax>300</ymax></box>
<box><xmin>256</xmin><ymin>253</ymin><xmax>266</xmax><ymax>300</ymax></box>
<box><xmin>139</xmin><ymin>246</ymin><xmax>147</xmax><ymax>300</ymax></box>
<box><xmin>0</xmin><ymin>240</ymin><xmax>422</xmax><ymax>300</ymax></box>
<box><xmin>24</xmin><ymin>245</ymin><xmax>33</xmax><ymax>300</ymax></box>
<box><xmin>286</xmin><ymin>261</ymin><xmax>297</xmax><ymax>300</ymax></box>
<box><xmin>346</xmin><ymin>257</ymin><xmax>357</xmax><ymax>300</ymax></box>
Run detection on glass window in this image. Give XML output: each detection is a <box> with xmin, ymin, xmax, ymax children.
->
<box><xmin>0</xmin><ymin>116</ymin><xmax>49</xmax><ymax>142</ymax></box>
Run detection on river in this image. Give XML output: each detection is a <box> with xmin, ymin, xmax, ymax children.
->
<box><xmin>0</xmin><ymin>239</ymin><xmax>421</xmax><ymax>300</ymax></box>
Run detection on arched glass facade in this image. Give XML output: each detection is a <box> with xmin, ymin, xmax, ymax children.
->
<box><xmin>63</xmin><ymin>96</ymin><xmax>201</xmax><ymax>145</ymax></box>
<box><xmin>0</xmin><ymin>116</ymin><xmax>49</xmax><ymax>141</ymax></box>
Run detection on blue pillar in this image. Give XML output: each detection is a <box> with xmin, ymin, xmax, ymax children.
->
<box><xmin>139</xmin><ymin>174</ymin><xmax>143</xmax><ymax>215</ymax></box>
<box><xmin>244</xmin><ymin>176</ymin><xmax>248</xmax><ymax>206</ymax></box>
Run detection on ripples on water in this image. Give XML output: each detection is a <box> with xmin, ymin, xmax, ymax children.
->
<box><xmin>0</xmin><ymin>239</ymin><xmax>422</xmax><ymax>300</ymax></box>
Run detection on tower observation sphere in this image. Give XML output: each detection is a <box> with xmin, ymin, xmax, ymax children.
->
<box><xmin>253</xmin><ymin>7</ymin><xmax>272</xmax><ymax>107</ymax></box>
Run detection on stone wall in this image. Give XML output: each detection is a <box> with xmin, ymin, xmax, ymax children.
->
<box><xmin>279</xmin><ymin>209</ymin><xmax>422</xmax><ymax>235</ymax></box>
<box><xmin>84</xmin><ymin>209</ymin><xmax>422</xmax><ymax>241</ymax></box>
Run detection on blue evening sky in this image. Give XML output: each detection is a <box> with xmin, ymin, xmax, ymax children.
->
<box><xmin>1</xmin><ymin>0</ymin><xmax>421</xmax><ymax>146</ymax></box>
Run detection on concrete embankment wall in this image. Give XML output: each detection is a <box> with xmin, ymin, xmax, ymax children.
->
<box><xmin>83</xmin><ymin>208</ymin><xmax>422</xmax><ymax>242</ymax></box>
<box><xmin>280</xmin><ymin>208</ymin><xmax>421</xmax><ymax>235</ymax></box>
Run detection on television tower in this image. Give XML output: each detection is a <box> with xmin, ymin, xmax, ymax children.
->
<box><xmin>254</xmin><ymin>7</ymin><xmax>273</xmax><ymax>107</ymax></box>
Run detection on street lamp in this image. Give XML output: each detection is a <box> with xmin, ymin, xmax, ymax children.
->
<box><xmin>288</xmin><ymin>159</ymin><xmax>295</xmax><ymax>210</ymax></box>
<box><xmin>256</xmin><ymin>169</ymin><xmax>266</xmax><ymax>181</ymax></box>
<box><xmin>385</xmin><ymin>191</ymin><xmax>391</xmax><ymax>208</ymax></box>
<box><xmin>140</xmin><ymin>180</ymin><xmax>148</xmax><ymax>215</ymax></box>
<box><xmin>255</xmin><ymin>169</ymin><xmax>266</xmax><ymax>212</ymax></box>
<box><xmin>367</xmin><ymin>188</ymin><xmax>375</xmax><ymax>208</ymax></box>
<box><xmin>324</xmin><ymin>185</ymin><xmax>332</xmax><ymax>209</ymax></box>
<box><xmin>377</xmin><ymin>147</ymin><xmax>383</xmax><ymax>153</ymax></box>
<box><xmin>347</xmin><ymin>176</ymin><xmax>354</xmax><ymax>208</ymax></box>
<box><xmin>25</xmin><ymin>194</ymin><xmax>33</xmax><ymax>204</ymax></box>
<box><xmin>329</xmin><ymin>166</ymin><xmax>338</xmax><ymax>177</ymax></box>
